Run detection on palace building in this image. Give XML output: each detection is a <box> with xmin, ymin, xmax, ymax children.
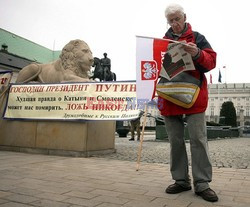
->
<box><xmin>206</xmin><ymin>83</ymin><xmax>250</xmax><ymax>125</ymax></box>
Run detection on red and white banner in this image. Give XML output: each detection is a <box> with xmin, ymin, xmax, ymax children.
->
<box><xmin>136</xmin><ymin>36</ymin><xmax>169</xmax><ymax>102</ymax></box>
<box><xmin>0</xmin><ymin>71</ymin><xmax>12</xmax><ymax>100</ymax></box>
<box><xmin>0</xmin><ymin>71</ymin><xmax>12</xmax><ymax>94</ymax></box>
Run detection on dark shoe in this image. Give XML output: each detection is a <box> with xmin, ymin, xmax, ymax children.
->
<box><xmin>165</xmin><ymin>183</ymin><xmax>191</xmax><ymax>194</ymax></box>
<box><xmin>195</xmin><ymin>188</ymin><xmax>218</xmax><ymax>202</ymax></box>
<box><xmin>129</xmin><ymin>138</ymin><xmax>135</xmax><ymax>141</ymax></box>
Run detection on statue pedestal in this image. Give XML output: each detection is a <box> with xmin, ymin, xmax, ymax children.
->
<box><xmin>0</xmin><ymin>95</ymin><xmax>116</xmax><ymax>157</ymax></box>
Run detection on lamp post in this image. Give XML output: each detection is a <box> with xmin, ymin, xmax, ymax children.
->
<box><xmin>239</xmin><ymin>109</ymin><xmax>244</xmax><ymax>137</ymax></box>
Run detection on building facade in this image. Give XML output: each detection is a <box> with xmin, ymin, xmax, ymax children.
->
<box><xmin>206</xmin><ymin>83</ymin><xmax>250</xmax><ymax>125</ymax></box>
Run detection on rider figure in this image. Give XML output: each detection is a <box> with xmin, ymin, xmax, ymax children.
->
<box><xmin>101</xmin><ymin>53</ymin><xmax>111</xmax><ymax>71</ymax></box>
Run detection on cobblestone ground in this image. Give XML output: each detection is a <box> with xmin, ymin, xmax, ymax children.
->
<box><xmin>95</xmin><ymin>132</ymin><xmax>250</xmax><ymax>169</ymax></box>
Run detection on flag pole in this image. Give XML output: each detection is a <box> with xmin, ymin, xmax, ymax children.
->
<box><xmin>136</xmin><ymin>35</ymin><xmax>189</xmax><ymax>46</ymax></box>
<box><xmin>223</xmin><ymin>65</ymin><xmax>227</xmax><ymax>83</ymax></box>
<box><xmin>136</xmin><ymin>103</ymin><xmax>148</xmax><ymax>171</ymax></box>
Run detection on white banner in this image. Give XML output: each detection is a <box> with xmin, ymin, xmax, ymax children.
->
<box><xmin>4</xmin><ymin>81</ymin><xmax>142</xmax><ymax>121</ymax></box>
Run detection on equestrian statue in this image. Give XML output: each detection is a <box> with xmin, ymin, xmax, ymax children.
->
<box><xmin>91</xmin><ymin>53</ymin><xmax>116</xmax><ymax>81</ymax></box>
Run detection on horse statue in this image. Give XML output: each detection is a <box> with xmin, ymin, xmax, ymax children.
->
<box><xmin>91</xmin><ymin>57</ymin><xmax>116</xmax><ymax>81</ymax></box>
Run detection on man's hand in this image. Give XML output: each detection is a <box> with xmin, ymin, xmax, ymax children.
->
<box><xmin>183</xmin><ymin>42</ymin><xmax>200</xmax><ymax>57</ymax></box>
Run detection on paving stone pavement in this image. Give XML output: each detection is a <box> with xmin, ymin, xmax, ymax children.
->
<box><xmin>0</xmin><ymin>134</ymin><xmax>250</xmax><ymax>207</ymax></box>
<box><xmin>97</xmin><ymin>132</ymin><xmax>250</xmax><ymax>169</ymax></box>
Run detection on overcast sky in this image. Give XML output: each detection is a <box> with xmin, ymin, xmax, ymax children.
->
<box><xmin>1</xmin><ymin>0</ymin><xmax>249</xmax><ymax>83</ymax></box>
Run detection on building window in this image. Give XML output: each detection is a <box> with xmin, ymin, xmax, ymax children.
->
<box><xmin>246</xmin><ymin>107</ymin><xmax>250</xmax><ymax>116</ymax></box>
<box><xmin>237</xmin><ymin>107</ymin><xmax>241</xmax><ymax>116</ymax></box>
<box><xmin>210</xmin><ymin>107</ymin><xmax>214</xmax><ymax>116</ymax></box>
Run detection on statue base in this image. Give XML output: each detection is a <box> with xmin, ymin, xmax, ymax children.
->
<box><xmin>0</xmin><ymin>120</ymin><xmax>116</xmax><ymax>157</ymax></box>
<box><xmin>0</xmin><ymin>95</ymin><xmax>116</xmax><ymax>157</ymax></box>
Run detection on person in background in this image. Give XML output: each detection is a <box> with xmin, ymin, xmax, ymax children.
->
<box><xmin>129</xmin><ymin>116</ymin><xmax>141</xmax><ymax>141</ymax></box>
<box><xmin>158</xmin><ymin>3</ymin><xmax>218</xmax><ymax>202</ymax></box>
<box><xmin>129</xmin><ymin>111</ymin><xmax>144</xmax><ymax>141</ymax></box>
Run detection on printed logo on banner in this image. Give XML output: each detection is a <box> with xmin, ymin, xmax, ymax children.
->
<box><xmin>140</xmin><ymin>60</ymin><xmax>158</xmax><ymax>80</ymax></box>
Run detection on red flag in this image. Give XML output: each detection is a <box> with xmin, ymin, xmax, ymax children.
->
<box><xmin>136</xmin><ymin>36</ymin><xmax>169</xmax><ymax>101</ymax></box>
<box><xmin>209</xmin><ymin>74</ymin><xmax>212</xmax><ymax>84</ymax></box>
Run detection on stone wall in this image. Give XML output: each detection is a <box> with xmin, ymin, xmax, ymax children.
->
<box><xmin>0</xmin><ymin>93</ymin><xmax>116</xmax><ymax>157</ymax></box>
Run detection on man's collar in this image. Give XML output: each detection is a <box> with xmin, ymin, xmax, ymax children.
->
<box><xmin>171</xmin><ymin>23</ymin><xmax>188</xmax><ymax>37</ymax></box>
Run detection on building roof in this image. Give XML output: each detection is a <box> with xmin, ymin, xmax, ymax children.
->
<box><xmin>208</xmin><ymin>83</ymin><xmax>250</xmax><ymax>90</ymax></box>
<box><xmin>0</xmin><ymin>50</ymin><xmax>34</xmax><ymax>69</ymax></box>
<box><xmin>0</xmin><ymin>28</ymin><xmax>61</xmax><ymax>63</ymax></box>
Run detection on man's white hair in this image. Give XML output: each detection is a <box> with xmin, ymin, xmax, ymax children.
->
<box><xmin>165</xmin><ymin>3</ymin><xmax>185</xmax><ymax>18</ymax></box>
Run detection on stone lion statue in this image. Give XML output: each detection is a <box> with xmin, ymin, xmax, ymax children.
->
<box><xmin>16</xmin><ymin>39</ymin><xmax>94</xmax><ymax>83</ymax></box>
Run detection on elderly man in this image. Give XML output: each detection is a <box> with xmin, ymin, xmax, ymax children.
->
<box><xmin>157</xmin><ymin>3</ymin><xmax>218</xmax><ymax>202</ymax></box>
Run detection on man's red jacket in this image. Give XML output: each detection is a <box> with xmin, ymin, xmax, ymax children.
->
<box><xmin>158</xmin><ymin>23</ymin><xmax>216</xmax><ymax>116</ymax></box>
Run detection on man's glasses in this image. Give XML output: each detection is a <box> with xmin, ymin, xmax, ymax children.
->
<box><xmin>168</xmin><ymin>16</ymin><xmax>182</xmax><ymax>25</ymax></box>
